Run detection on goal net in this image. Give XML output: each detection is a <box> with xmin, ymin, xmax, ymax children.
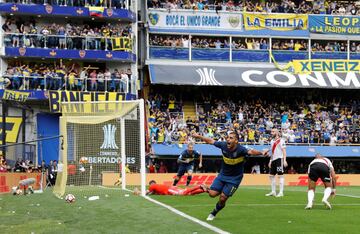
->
<box><xmin>53</xmin><ymin>100</ymin><xmax>146</xmax><ymax>198</ymax></box>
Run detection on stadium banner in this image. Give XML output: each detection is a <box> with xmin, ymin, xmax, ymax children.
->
<box><xmin>0</xmin><ymin>3</ymin><xmax>136</xmax><ymax>21</ymax></box>
<box><xmin>149</xmin><ymin>64</ymin><xmax>360</xmax><ymax>89</ymax></box>
<box><xmin>292</xmin><ymin>60</ymin><xmax>360</xmax><ymax>74</ymax></box>
<box><xmin>2</xmin><ymin>89</ymin><xmax>30</xmax><ymax>102</ymax></box>
<box><xmin>5</xmin><ymin>47</ymin><xmax>136</xmax><ymax>62</ymax></box>
<box><xmin>0</xmin><ymin>173</ymin><xmax>45</xmax><ymax>194</ymax></box>
<box><xmin>0</xmin><ymin>117</ymin><xmax>22</xmax><ymax>145</ymax></box>
<box><xmin>102</xmin><ymin>173</ymin><xmax>359</xmax><ymax>186</ymax></box>
<box><xmin>148</xmin><ymin>9</ymin><xmax>243</xmax><ymax>32</ymax></box>
<box><xmin>48</xmin><ymin>91</ymin><xmax>127</xmax><ymax>113</ymax></box>
<box><xmin>112</xmin><ymin>37</ymin><xmax>132</xmax><ymax>51</ymax></box>
<box><xmin>152</xmin><ymin>143</ymin><xmax>360</xmax><ymax>157</ymax></box>
<box><xmin>309</xmin><ymin>15</ymin><xmax>360</xmax><ymax>35</ymax></box>
<box><xmin>243</xmin><ymin>13</ymin><xmax>307</xmax><ymax>31</ymax></box>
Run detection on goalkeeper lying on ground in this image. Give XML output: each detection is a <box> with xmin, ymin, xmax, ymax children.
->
<box><xmin>146</xmin><ymin>180</ymin><xmax>207</xmax><ymax>196</ymax></box>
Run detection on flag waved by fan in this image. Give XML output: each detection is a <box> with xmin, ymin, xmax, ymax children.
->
<box><xmin>89</xmin><ymin>6</ymin><xmax>104</xmax><ymax>17</ymax></box>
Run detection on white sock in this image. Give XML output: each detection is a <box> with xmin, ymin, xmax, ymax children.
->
<box><xmin>307</xmin><ymin>189</ymin><xmax>315</xmax><ymax>205</ymax></box>
<box><xmin>279</xmin><ymin>176</ymin><xmax>284</xmax><ymax>194</ymax></box>
<box><xmin>323</xmin><ymin>187</ymin><xmax>332</xmax><ymax>202</ymax></box>
<box><xmin>270</xmin><ymin>175</ymin><xmax>276</xmax><ymax>193</ymax></box>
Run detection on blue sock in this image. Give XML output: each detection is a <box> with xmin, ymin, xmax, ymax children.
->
<box><xmin>186</xmin><ymin>176</ymin><xmax>192</xmax><ymax>186</ymax></box>
<box><xmin>211</xmin><ymin>202</ymin><xmax>225</xmax><ymax>216</ymax></box>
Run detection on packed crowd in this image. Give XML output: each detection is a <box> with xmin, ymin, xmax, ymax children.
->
<box><xmin>148</xmin><ymin>0</ymin><xmax>360</xmax><ymax>16</ymax></box>
<box><xmin>5</xmin><ymin>0</ymin><xmax>129</xmax><ymax>9</ymax></box>
<box><xmin>272</xmin><ymin>39</ymin><xmax>307</xmax><ymax>51</ymax></box>
<box><xmin>150</xmin><ymin>35</ymin><xmax>360</xmax><ymax>53</ymax></box>
<box><xmin>312</xmin><ymin>41</ymin><xmax>347</xmax><ymax>52</ymax></box>
<box><xmin>3</xmin><ymin>61</ymin><xmax>131</xmax><ymax>92</ymax></box>
<box><xmin>148</xmin><ymin>92</ymin><xmax>360</xmax><ymax>145</ymax></box>
<box><xmin>2</xmin><ymin>19</ymin><xmax>132</xmax><ymax>50</ymax></box>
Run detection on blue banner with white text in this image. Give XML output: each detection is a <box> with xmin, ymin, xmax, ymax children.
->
<box><xmin>309</xmin><ymin>15</ymin><xmax>360</xmax><ymax>35</ymax></box>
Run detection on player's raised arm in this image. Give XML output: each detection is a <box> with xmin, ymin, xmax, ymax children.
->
<box><xmin>248</xmin><ymin>148</ymin><xmax>269</xmax><ymax>157</ymax></box>
<box><xmin>192</xmin><ymin>132</ymin><xmax>216</xmax><ymax>145</ymax></box>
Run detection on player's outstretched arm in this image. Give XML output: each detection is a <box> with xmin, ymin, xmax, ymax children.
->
<box><xmin>192</xmin><ymin>132</ymin><xmax>215</xmax><ymax>145</ymax></box>
<box><xmin>248</xmin><ymin>149</ymin><xmax>269</xmax><ymax>157</ymax></box>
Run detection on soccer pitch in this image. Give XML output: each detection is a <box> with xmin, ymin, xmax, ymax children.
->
<box><xmin>1</xmin><ymin>186</ymin><xmax>360</xmax><ymax>234</ymax></box>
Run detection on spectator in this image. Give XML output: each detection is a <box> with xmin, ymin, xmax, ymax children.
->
<box><xmin>158</xmin><ymin>161</ymin><xmax>168</xmax><ymax>173</ymax></box>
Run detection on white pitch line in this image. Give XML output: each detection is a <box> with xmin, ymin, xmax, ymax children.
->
<box><xmin>100</xmin><ymin>186</ymin><xmax>229</xmax><ymax>233</ymax></box>
<box><xmin>170</xmin><ymin>203</ymin><xmax>360</xmax><ymax>208</ymax></box>
<box><xmin>144</xmin><ymin>196</ymin><xmax>230</xmax><ymax>234</ymax></box>
<box><xmin>336</xmin><ymin>193</ymin><xmax>360</xmax><ymax>199</ymax></box>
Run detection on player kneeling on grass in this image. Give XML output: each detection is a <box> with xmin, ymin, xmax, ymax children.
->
<box><xmin>192</xmin><ymin>131</ymin><xmax>269</xmax><ymax>221</ymax></box>
<box><xmin>12</xmin><ymin>178</ymin><xmax>36</xmax><ymax>195</ymax></box>
<box><xmin>305</xmin><ymin>153</ymin><xmax>337</xmax><ymax>210</ymax></box>
<box><xmin>146</xmin><ymin>180</ymin><xmax>207</xmax><ymax>196</ymax></box>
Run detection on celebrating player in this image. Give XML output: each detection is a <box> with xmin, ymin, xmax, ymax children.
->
<box><xmin>305</xmin><ymin>153</ymin><xmax>337</xmax><ymax>210</ymax></box>
<box><xmin>192</xmin><ymin>131</ymin><xmax>269</xmax><ymax>221</ymax></box>
<box><xmin>147</xmin><ymin>180</ymin><xmax>206</xmax><ymax>196</ymax></box>
<box><xmin>266</xmin><ymin>128</ymin><xmax>287</xmax><ymax>197</ymax></box>
<box><xmin>173</xmin><ymin>142</ymin><xmax>203</xmax><ymax>186</ymax></box>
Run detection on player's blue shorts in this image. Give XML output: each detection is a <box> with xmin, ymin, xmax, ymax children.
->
<box><xmin>177</xmin><ymin>163</ymin><xmax>194</xmax><ymax>176</ymax></box>
<box><xmin>210</xmin><ymin>173</ymin><xmax>243</xmax><ymax>197</ymax></box>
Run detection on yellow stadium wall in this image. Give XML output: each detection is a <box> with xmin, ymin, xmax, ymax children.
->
<box><xmin>102</xmin><ymin>173</ymin><xmax>360</xmax><ymax>187</ymax></box>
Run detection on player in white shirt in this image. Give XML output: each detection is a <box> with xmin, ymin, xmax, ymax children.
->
<box><xmin>266</xmin><ymin>128</ymin><xmax>287</xmax><ymax>197</ymax></box>
<box><xmin>305</xmin><ymin>153</ymin><xmax>336</xmax><ymax>210</ymax></box>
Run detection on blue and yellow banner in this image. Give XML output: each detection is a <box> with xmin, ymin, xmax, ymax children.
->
<box><xmin>112</xmin><ymin>37</ymin><xmax>132</xmax><ymax>51</ymax></box>
<box><xmin>0</xmin><ymin>117</ymin><xmax>22</xmax><ymax>144</ymax></box>
<box><xmin>243</xmin><ymin>13</ymin><xmax>307</xmax><ymax>31</ymax></box>
<box><xmin>309</xmin><ymin>15</ymin><xmax>360</xmax><ymax>35</ymax></box>
<box><xmin>2</xmin><ymin>89</ymin><xmax>30</xmax><ymax>102</ymax></box>
<box><xmin>49</xmin><ymin>91</ymin><xmax>126</xmax><ymax>113</ymax></box>
<box><xmin>292</xmin><ymin>60</ymin><xmax>360</xmax><ymax>74</ymax></box>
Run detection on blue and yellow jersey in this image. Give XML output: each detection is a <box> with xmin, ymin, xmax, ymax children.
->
<box><xmin>213</xmin><ymin>141</ymin><xmax>249</xmax><ymax>176</ymax></box>
<box><xmin>56</xmin><ymin>68</ymin><xmax>66</xmax><ymax>77</ymax></box>
<box><xmin>178</xmin><ymin>149</ymin><xmax>201</xmax><ymax>165</ymax></box>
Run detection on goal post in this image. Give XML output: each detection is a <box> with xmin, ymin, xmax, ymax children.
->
<box><xmin>53</xmin><ymin>99</ymin><xmax>146</xmax><ymax>198</ymax></box>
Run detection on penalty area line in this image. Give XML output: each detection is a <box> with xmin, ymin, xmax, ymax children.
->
<box><xmin>144</xmin><ymin>196</ymin><xmax>230</xmax><ymax>234</ymax></box>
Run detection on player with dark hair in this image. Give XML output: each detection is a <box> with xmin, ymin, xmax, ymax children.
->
<box><xmin>305</xmin><ymin>153</ymin><xmax>337</xmax><ymax>210</ymax></box>
<box><xmin>173</xmin><ymin>142</ymin><xmax>202</xmax><ymax>186</ymax></box>
<box><xmin>266</xmin><ymin>128</ymin><xmax>287</xmax><ymax>197</ymax></box>
<box><xmin>192</xmin><ymin>131</ymin><xmax>269</xmax><ymax>221</ymax></box>
<box><xmin>147</xmin><ymin>180</ymin><xmax>206</xmax><ymax>196</ymax></box>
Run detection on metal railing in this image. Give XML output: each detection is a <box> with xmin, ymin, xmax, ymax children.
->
<box><xmin>4</xmin><ymin>33</ymin><xmax>133</xmax><ymax>52</ymax></box>
<box><xmin>2</xmin><ymin>74</ymin><xmax>131</xmax><ymax>92</ymax></box>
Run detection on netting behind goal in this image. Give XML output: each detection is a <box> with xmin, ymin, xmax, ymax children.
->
<box><xmin>53</xmin><ymin>100</ymin><xmax>146</xmax><ymax>198</ymax></box>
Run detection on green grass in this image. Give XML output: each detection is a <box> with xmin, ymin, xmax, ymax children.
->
<box><xmin>1</xmin><ymin>186</ymin><xmax>360</xmax><ymax>234</ymax></box>
<box><xmin>155</xmin><ymin>186</ymin><xmax>360</xmax><ymax>234</ymax></box>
